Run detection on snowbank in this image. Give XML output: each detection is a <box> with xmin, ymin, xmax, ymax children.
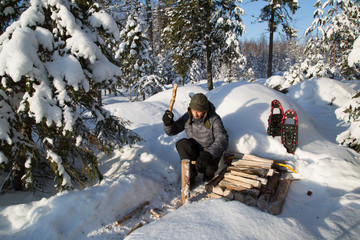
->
<box><xmin>1</xmin><ymin>80</ymin><xmax>360</xmax><ymax>239</ymax></box>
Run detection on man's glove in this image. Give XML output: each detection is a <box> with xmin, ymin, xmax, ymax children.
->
<box><xmin>162</xmin><ymin>110</ymin><xmax>174</xmax><ymax>126</ymax></box>
<box><xmin>195</xmin><ymin>151</ymin><xmax>213</xmax><ymax>174</ymax></box>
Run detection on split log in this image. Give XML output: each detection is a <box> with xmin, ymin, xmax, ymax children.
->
<box><xmin>224</xmin><ymin>173</ymin><xmax>261</xmax><ymax>188</ymax></box>
<box><xmin>231</xmin><ymin>159</ymin><xmax>272</xmax><ymax>169</ymax></box>
<box><xmin>267</xmin><ymin>169</ymin><xmax>275</xmax><ymax>177</ymax></box>
<box><xmin>222</xmin><ymin>177</ymin><xmax>253</xmax><ymax>189</ymax></box>
<box><xmin>227</xmin><ymin>166</ymin><xmax>270</xmax><ymax>177</ymax></box>
<box><xmin>208</xmin><ymin>192</ymin><xmax>232</xmax><ymax>200</ymax></box>
<box><xmin>208</xmin><ymin>187</ymin><xmax>234</xmax><ymax>200</ymax></box>
<box><xmin>219</xmin><ymin>179</ymin><xmax>247</xmax><ymax>191</ymax></box>
<box><xmin>212</xmin><ymin>185</ymin><xmax>225</xmax><ymax>196</ymax></box>
<box><xmin>229</xmin><ymin>171</ymin><xmax>268</xmax><ymax>185</ymax></box>
<box><xmin>168</xmin><ymin>84</ymin><xmax>178</xmax><ymax>111</ymax></box>
<box><xmin>226</xmin><ymin>152</ymin><xmax>276</xmax><ymax>163</ymax></box>
<box><xmin>205</xmin><ymin>168</ymin><xmax>226</xmax><ymax>193</ymax></box>
<box><xmin>115</xmin><ymin>201</ymin><xmax>149</xmax><ymax>226</ymax></box>
<box><xmin>268</xmin><ymin>176</ymin><xmax>292</xmax><ymax>215</ymax></box>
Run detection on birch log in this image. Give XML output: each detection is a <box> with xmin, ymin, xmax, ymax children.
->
<box><xmin>181</xmin><ymin>159</ymin><xmax>190</xmax><ymax>205</ymax></box>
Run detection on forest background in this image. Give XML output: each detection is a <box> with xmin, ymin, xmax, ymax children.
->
<box><xmin>0</xmin><ymin>0</ymin><xmax>359</xmax><ymax>192</ymax></box>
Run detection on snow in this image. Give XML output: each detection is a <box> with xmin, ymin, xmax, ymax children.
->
<box><xmin>348</xmin><ymin>36</ymin><xmax>360</xmax><ymax>68</ymax></box>
<box><xmin>1</xmin><ymin>78</ymin><xmax>360</xmax><ymax>239</ymax></box>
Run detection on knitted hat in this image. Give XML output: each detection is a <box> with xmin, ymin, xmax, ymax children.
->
<box><xmin>189</xmin><ymin>93</ymin><xmax>209</xmax><ymax>112</ymax></box>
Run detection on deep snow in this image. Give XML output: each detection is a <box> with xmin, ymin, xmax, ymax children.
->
<box><xmin>1</xmin><ymin>77</ymin><xmax>360</xmax><ymax>240</ymax></box>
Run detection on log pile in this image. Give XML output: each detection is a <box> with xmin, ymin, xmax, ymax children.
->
<box><xmin>206</xmin><ymin>153</ymin><xmax>294</xmax><ymax>215</ymax></box>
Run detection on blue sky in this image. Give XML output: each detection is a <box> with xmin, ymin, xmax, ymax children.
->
<box><xmin>240</xmin><ymin>1</ymin><xmax>316</xmax><ymax>42</ymax></box>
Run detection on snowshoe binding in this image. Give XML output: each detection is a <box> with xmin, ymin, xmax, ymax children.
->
<box><xmin>281</xmin><ymin>109</ymin><xmax>298</xmax><ymax>154</ymax></box>
<box><xmin>267</xmin><ymin>100</ymin><xmax>285</xmax><ymax>137</ymax></box>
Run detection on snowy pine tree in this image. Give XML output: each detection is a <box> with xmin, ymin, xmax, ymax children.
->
<box><xmin>290</xmin><ymin>0</ymin><xmax>360</xmax><ymax>83</ymax></box>
<box><xmin>116</xmin><ymin>11</ymin><xmax>155</xmax><ymax>100</ymax></box>
<box><xmin>163</xmin><ymin>0</ymin><xmax>246</xmax><ymax>89</ymax></box>
<box><xmin>0</xmin><ymin>0</ymin><xmax>140</xmax><ymax>191</ymax></box>
<box><xmin>336</xmin><ymin>35</ymin><xmax>360</xmax><ymax>152</ymax></box>
<box><xmin>0</xmin><ymin>0</ymin><xmax>28</xmax><ymax>35</ymax></box>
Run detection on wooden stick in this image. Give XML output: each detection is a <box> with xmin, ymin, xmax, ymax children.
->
<box><xmin>181</xmin><ymin>159</ymin><xmax>190</xmax><ymax>205</ymax></box>
<box><xmin>168</xmin><ymin>84</ymin><xmax>178</xmax><ymax>111</ymax></box>
<box><xmin>125</xmin><ymin>222</ymin><xmax>144</xmax><ymax>237</ymax></box>
<box><xmin>150</xmin><ymin>209</ymin><xmax>161</xmax><ymax>218</ymax></box>
<box><xmin>115</xmin><ymin>201</ymin><xmax>149</xmax><ymax>226</ymax></box>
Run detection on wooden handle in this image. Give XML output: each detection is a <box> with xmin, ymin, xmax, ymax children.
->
<box><xmin>168</xmin><ymin>84</ymin><xmax>178</xmax><ymax>112</ymax></box>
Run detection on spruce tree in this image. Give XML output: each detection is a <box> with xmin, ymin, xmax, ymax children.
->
<box><xmin>0</xmin><ymin>0</ymin><xmax>140</xmax><ymax>192</ymax></box>
<box><xmin>163</xmin><ymin>0</ymin><xmax>245</xmax><ymax>89</ymax></box>
<box><xmin>116</xmin><ymin>10</ymin><xmax>155</xmax><ymax>100</ymax></box>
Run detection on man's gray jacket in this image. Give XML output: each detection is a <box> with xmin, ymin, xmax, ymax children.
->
<box><xmin>164</xmin><ymin>102</ymin><xmax>229</xmax><ymax>159</ymax></box>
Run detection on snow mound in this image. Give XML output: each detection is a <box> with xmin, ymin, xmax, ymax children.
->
<box><xmin>287</xmin><ymin>77</ymin><xmax>356</xmax><ymax>107</ymax></box>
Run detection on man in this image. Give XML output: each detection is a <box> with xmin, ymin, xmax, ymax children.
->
<box><xmin>162</xmin><ymin>93</ymin><xmax>229</xmax><ymax>185</ymax></box>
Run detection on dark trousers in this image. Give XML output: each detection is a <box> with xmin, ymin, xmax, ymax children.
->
<box><xmin>175</xmin><ymin>138</ymin><xmax>220</xmax><ymax>177</ymax></box>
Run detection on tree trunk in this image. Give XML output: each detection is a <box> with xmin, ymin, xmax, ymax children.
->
<box><xmin>267</xmin><ymin>10</ymin><xmax>275</xmax><ymax>78</ymax></box>
<box><xmin>145</xmin><ymin>0</ymin><xmax>154</xmax><ymax>74</ymax></box>
<box><xmin>206</xmin><ymin>47</ymin><xmax>213</xmax><ymax>90</ymax></box>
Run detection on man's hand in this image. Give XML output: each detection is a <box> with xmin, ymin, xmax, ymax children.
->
<box><xmin>195</xmin><ymin>151</ymin><xmax>212</xmax><ymax>173</ymax></box>
<box><xmin>162</xmin><ymin>110</ymin><xmax>174</xmax><ymax>126</ymax></box>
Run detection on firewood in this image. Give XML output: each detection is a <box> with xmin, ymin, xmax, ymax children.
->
<box><xmin>262</xmin><ymin>172</ymin><xmax>280</xmax><ymax>194</ymax></box>
<box><xmin>232</xmin><ymin>191</ymin><xmax>245</xmax><ymax>202</ymax></box>
<box><xmin>231</xmin><ymin>159</ymin><xmax>272</xmax><ymax>169</ymax></box>
<box><xmin>212</xmin><ymin>185</ymin><xmax>225</xmax><ymax>196</ymax></box>
<box><xmin>244</xmin><ymin>192</ymin><xmax>258</xmax><ymax>207</ymax></box>
<box><xmin>115</xmin><ymin>201</ymin><xmax>149</xmax><ymax>226</ymax></box>
<box><xmin>227</xmin><ymin>166</ymin><xmax>269</xmax><ymax>177</ymax></box>
<box><xmin>229</xmin><ymin>171</ymin><xmax>268</xmax><ymax>185</ymax></box>
<box><xmin>267</xmin><ymin>169</ymin><xmax>275</xmax><ymax>176</ymax></box>
<box><xmin>219</xmin><ymin>179</ymin><xmax>247</xmax><ymax>191</ymax></box>
<box><xmin>222</xmin><ymin>176</ymin><xmax>253</xmax><ymax>189</ymax></box>
<box><xmin>268</xmin><ymin>176</ymin><xmax>292</xmax><ymax>215</ymax></box>
<box><xmin>224</xmin><ymin>173</ymin><xmax>261</xmax><ymax>188</ymax></box>
<box><xmin>208</xmin><ymin>187</ymin><xmax>234</xmax><ymax>200</ymax></box>
<box><xmin>208</xmin><ymin>192</ymin><xmax>232</xmax><ymax>200</ymax></box>
<box><xmin>257</xmin><ymin>193</ymin><xmax>271</xmax><ymax>211</ymax></box>
<box><xmin>168</xmin><ymin>84</ymin><xmax>178</xmax><ymax>111</ymax></box>
<box><xmin>181</xmin><ymin>159</ymin><xmax>191</xmax><ymax>205</ymax></box>
<box><xmin>205</xmin><ymin>168</ymin><xmax>226</xmax><ymax>192</ymax></box>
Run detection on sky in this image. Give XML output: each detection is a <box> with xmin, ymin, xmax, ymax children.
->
<box><xmin>241</xmin><ymin>0</ymin><xmax>316</xmax><ymax>42</ymax></box>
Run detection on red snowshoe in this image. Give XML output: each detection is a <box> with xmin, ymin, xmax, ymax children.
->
<box><xmin>267</xmin><ymin>100</ymin><xmax>285</xmax><ymax>137</ymax></box>
<box><xmin>281</xmin><ymin>109</ymin><xmax>298</xmax><ymax>154</ymax></box>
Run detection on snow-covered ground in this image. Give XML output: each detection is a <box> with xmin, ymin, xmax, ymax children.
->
<box><xmin>1</xmin><ymin>77</ymin><xmax>360</xmax><ymax>240</ymax></box>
